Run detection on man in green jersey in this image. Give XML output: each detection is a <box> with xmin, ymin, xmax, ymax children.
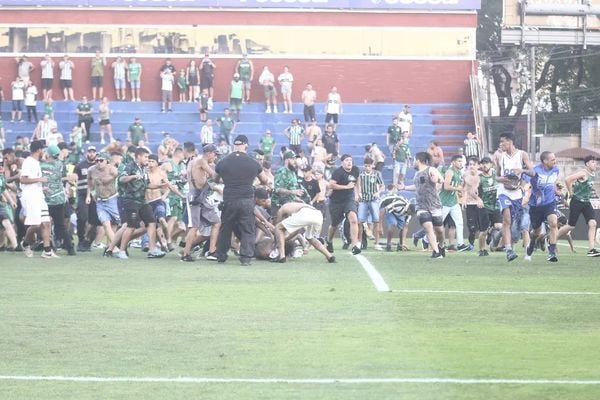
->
<box><xmin>76</xmin><ymin>96</ymin><xmax>93</xmax><ymax>143</ymax></box>
<box><xmin>162</xmin><ymin>147</ymin><xmax>186</xmax><ymax>250</ymax></box>
<box><xmin>440</xmin><ymin>155</ymin><xmax>469</xmax><ymax>252</ymax></box>
<box><xmin>477</xmin><ymin>156</ymin><xmax>502</xmax><ymax>255</ymax></box>
<box><xmin>90</xmin><ymin>50</ymin><xmax>106</xmax><ymax>101</ymax></box>
<box><xmin>127</xmin><ymin>117</ymin><xmax>148</xmax><ymax>146</ymax></box>
<box><xmin>0</xmin><ymin>163</ymin><xmax>18</xmax><ymax>250</ymax></box>
<box><xmin>557</xmin><ymin>155</ymin><xmax>600</xmax><ymax>256</ymax></box>
<box><xmin>216</xmin><ymin>107</ymin><xmax>237</xmax><ymax>146</ymax></box>
<box><xmin>260</xmin><ymin>129</ymin><xmax>276</xmax><ymax>162</ymax></box>
<box><xmin>229</xmin><ymin>74</ymin><xmax>244</xmax><ymax>122</ymax></box>
<box><xmin>127</xmin><ymin>57</ymin><xmax>142</xmax><ymax>102</ymax></box>
<box><xmin>41</xmin><ymin>144</ymin><xmax>76</xmax><ymax>255</ymax></box>
<box><xmin>236</xmin><ymin>54</ymin><xmax>254</xmax><ymax>102</ymax></box>
<box><xmin>272</xmin><ymin>151</ymin><xmax>305</xmax><ymax>221</ymax></box>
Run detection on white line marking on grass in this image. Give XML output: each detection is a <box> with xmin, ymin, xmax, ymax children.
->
<box><xmin>354</xmin><ymin>254</ymin><xmax>390</xmax><ymax>292</ymax></box>
<box><xmin>391</xmin><ymin>289</ymin><xmax>600</xmax><ymax>296</ymax></box>
<box><xmin>557</xmin><ymin>243</ymin><xmax>593</xmax><ymax>251</ymax></box>
<box><xmin>1</xmin><ymin>375</ymin><xmax>600</xmax><ymax>385</ymax></box>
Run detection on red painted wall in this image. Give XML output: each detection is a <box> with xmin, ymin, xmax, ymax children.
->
<box><xmin>0</xmin><ymin>9</ymin><xmax>475</xmax><ymax>103</ymax></box>
<box><xmin>0</xmin><ymin>57</ymin><xmax>472</xmax><ymax>103</ymax></box>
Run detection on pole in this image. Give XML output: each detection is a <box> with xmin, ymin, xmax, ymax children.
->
<box><xmin>530</xmin><ymin>46</ymin><xmax>536</xmax><ymax>156</ymax></box>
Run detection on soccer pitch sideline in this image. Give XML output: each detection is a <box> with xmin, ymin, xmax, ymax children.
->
<box><xmin>1</xmin><ymin>243</ymin><xmax>600</xmax><ymax>400</ymax></box>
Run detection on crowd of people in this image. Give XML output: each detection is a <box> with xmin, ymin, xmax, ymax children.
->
<box><xmin>0</xmin><ymin>114</ymin><xmax>597</xmax><ymax>264</ymax></box>
<box><xmin>0</xmin><ymin>53</ymin><xmax>598</xmax><ymax>264</ymax></box>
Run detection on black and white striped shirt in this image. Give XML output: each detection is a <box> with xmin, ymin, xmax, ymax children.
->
<box><xmin>359</xmin><ymin>170</ymin><xmax>383</xmax><ymax>202</ymax></box>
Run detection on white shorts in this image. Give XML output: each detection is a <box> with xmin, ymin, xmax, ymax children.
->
<box><xmin>22</xmin><ymin>194</ymin><xmax>50</xmax><ymax>226</ymax></box>
<box><xmin>281</xmin><ymin>207</ymin><xmax>322</xmax><ymax>240</ymax></box>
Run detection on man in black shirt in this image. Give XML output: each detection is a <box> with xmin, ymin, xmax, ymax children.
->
<box><xmin>215</xmin><ymin>134</ymin><xmax>268</xmax><ymax>265</ymax></box>
<box><xmin>326</xmin><ymin>154</ymin><xmax>361</xmax><ymax>255</ymax></box>
<box><xmin>321</xmin><ymin>124</ymin><xmax>339</xmax><ymax>158</ymax></box>
<box><xmin>74</xmin><ymin>145</ymin><xmax>100</xmax><ymax>251</ymax></box>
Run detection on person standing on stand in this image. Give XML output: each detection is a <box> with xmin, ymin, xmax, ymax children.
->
<box><xmin>214</xmin><ymin>135</ymin><xmax>269</xmax><ymax>266</ymax></box>
<box><xmin>90</xmin><ymin>50</ymin><xmax>106</xmax><ymax>101</ymax></box>
<box><xmin>236</xmin><ymin>53</ymin><xmax>254</xmax><ymax>103</ymax></box>
<box><xmin>76</xmin><ymin>96</ymin><xmax>94</xmax><ymax>143</ymax></box>
<box><xmin>40</xmin><ymin>54</ymin><xmax>55</xmax><ymax>101</ymax></box>
<box><xmin>278</xmin><ymin>65</ymin><xmax>294</xmax><ymax>114</ymax></box>
<box><xmin>59</xmin><ymin>54</ymin><xmax>75</xmax><ymax>101</ymax></box>
<box><xmin>127</xmin><ymin>57</ymin><xmax>142</xmax><ymax>102</ymax></box>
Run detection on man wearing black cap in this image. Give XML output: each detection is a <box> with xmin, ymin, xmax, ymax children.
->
<box><xmin>74</xmin><ymin>145</ymin><xmax>99</xmax><ymax>252</ymax></box>
<box><xmin>271</xmin><ymin>150</ymin><xmax>305</xmax><ymax>220</ymax></box>
<box><xmin>214</xmin><ymin>134</ymin><xmax>268</xmax><ymax>265</ymax></box>
<box><xmin>326</xmin><ymin>153</ymin><xmax>361</xmax><ymax>255</ymax></box>
<box><xmin>20</xmin><ymin>140</ymin><xmax>56</xmax><ymax>258</ymax></box>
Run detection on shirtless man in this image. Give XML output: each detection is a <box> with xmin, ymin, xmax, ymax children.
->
<box><xmin>181</xmin><ymin>144</ymin><xmax>221</xmax><ymax>262</ymax></box>
<box><xmin>311</xmin><ymin>138</ymin><xmax>328</xmax><ymax>167</ymax></box>
<box><xmin>305</xmin><ymin>122</ymin><xmax>322</xmax><ymax>161</ymax></box>
<box><xmin>274</xmin><ymin>201</ymin><xmax>335</xmax><ymax>263</ymax></box>
<box><xmin>146</xmin><ymin>154</ymin><xmax>170</xmax><ymax>250</ymax></box>
<box><xmin>461</xmin><ymin>157</ymin><xmax>482</xmax><ymax>253</ymax></box>
<box><xmin>86</xmin><ymin>152</ymin><xmax>120</xmax><ymax>245</ymax></box>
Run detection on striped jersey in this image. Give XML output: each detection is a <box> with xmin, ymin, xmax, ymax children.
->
<box><xmin>359</xmin><ymin>170</ymin><xmax>383</xmax><ymax>202</ymax></box>
<box><xmin>287</xmin><ymin>125</ymin><xmax>305</xmax><ymax>146</ymax></box>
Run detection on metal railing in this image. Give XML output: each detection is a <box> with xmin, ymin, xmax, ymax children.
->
<box><xmin>469</xmin><ymin>62</ymin><xmax>488</xmax><ymax>156</ymax></box>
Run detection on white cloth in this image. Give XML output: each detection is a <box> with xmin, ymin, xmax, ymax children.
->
<box><xmin>281</xmin><ymin>207</ymin><xmax>322</xmax><ymax>240</ymax></box>
<box><xmin>326</xmin><ymin>93</ymin><xmax>341</xmax><ymax>114</ymax></box>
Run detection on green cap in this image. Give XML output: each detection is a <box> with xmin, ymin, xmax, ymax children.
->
<box><xmin>46</xmin><ymin>144</ymin><xmax>60</xmax><ymax>157</ymax></box>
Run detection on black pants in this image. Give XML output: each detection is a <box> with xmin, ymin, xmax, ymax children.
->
<box><xmin>76</xmin><ymin>193</ymin><xmax>99</xmax><ymax>242</ymax></box>
<box><xmin>27</xmin><ymin>106</ymin><xmax>38</xmax><ymax>123</ymax></box>
<box><xmin>216</xmin><ymin>198</ymin><xmax>255</xmax><ymax>263</ymax></box>
<box><xmin>49</xmin><ymin>203</ymin><xmax>73</xmax><ymax>250</ymax></box>
<box><xmin>80</xmin><ymin>119</ymin><xmax>92</xmax><ymax>141</ymax></box>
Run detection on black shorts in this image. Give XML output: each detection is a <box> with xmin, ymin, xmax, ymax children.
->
<box><xmin>304</xmin><ymin>105</ymin><xmax>315</xmax><ymax>122</ymax></box>
<box><xmin>325</xmin><ymin>113</ymin><xmax>339</xmax><ymax>124</ymax></box>
<box><xmin>480</xmin><ymin>208</ymin><xmax>502</xmax><ymax>230</ymax></box>
<box><xmin>417</xmin><ymin>209</ymin><xmax>443</xmax><ymax>227</ymax></box>
<box><xmin>12</xmin><ymin>100</ymin><xmax>23</xmax><ymax>111</ymax></box>
<box><xmin>289</xmin><ymin>144</ymin><xmax>302</xmax><ymax>155</ymax></box>
<box><xmin>443</xmin><ymin>213</ymin><xmax>456</xmax><ymax>229</ymax></box>
<box><xmin>188</xmin><ymin>75</ymin><xmax>199</xmax><ymax>86</ymax></box>
<box><xmin>568</xmin><ymin>197</ymin><xmax>595</xmax><ymax>226</ymax></box>
<box><xmin>99</xmin><ymin>119</ymin><xmax>111</xmax><ymax>126</ymax></box>
<box><xmin>42</xmin><ymin>78</ymin><xmax>53</xmax><ymax>90</ymax></box>
<box><xmin>530</xmin><ymin>202</ymin><xmax>557</xmax><ymax>230</ymax></box>
<box><xmin>466</xmin><ymin>205</ymin><xmax>484</xmax><ymax>233</ymax></box>
<box><xmin>123</xmin><ymin>199</ymin><xmax>154</xmax><ymax>228</ymax></box>
<box><xmin>329</xmin><ymin>200</ymin><xmax>358</xmax><ymax>227</ymax></box>
<box><xmin>60</xmin><ymin>79</ymin><xmax>72</xmax><ymax>89</ymax></box>
<box><xmin>91</xmin><ymin>76</ymin><xmax>103</xmax><ymax>87</ymax></box>
<box><xmin>200</xmin><ymin>75</ymin><xmax>213</xmax><ymax>90</ymax></box>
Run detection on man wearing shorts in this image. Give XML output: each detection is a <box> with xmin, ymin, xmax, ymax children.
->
<box><xmin>117</xmin><ymin>147</ymin><xmax>166</xmax><ymax>259</ymax></box>
<box><xmin>229</xmin><ymin>74</ymin><xmax>243</xmax><ymax>122</ymax></box>
<box><xmin>523</xmin><ymin>151</ymin><xmax>560</xmax><ymax>262</ymax></box>
<box><xmin>90</xmin><ymin>50</ymin><xmax>106</xmax><ymax>101</ymax></box>
<box><xmin>273</xmin><ymin>201</ymin><xmax>335</xmax><ymax>263</ymax></box>
<box><xmin>40</xmin><ymin>54</ymin><xmax>54</xmax><ymax>100</ymax></box>
<box><xmin>59</xmin><ymin>54</ymin><xmax>75</xmax><ymax>101</ymax></box>
<box><xmin>301</xmin><ymin>83</ymin><xmax>317</xmax><ymax>127</ymax></box>
<box><xmin>477</xmin><ymin>156</ymin><xmax>502</xmax><ymax>255</ymax></box>
<box><xmin>398</xmin><ymin>151</ymin><xmax>446</xmax><ymax>258</ymax></box>
<box><xmin>20</xmin><ymin>140</ymin><xmax>56</xmax><ymax>258</ymax></box>
<box><xmin>557</xmin><ymin>155</ymin><xmax>600</xmax><ymax>256</ymax></box>
<box><xmin>236</xmin><ymin>54</ymin><xmax>253</xmax><ymax>103</ymax></box>
<box><xmin>86</xmin><ymin>152</ymin><xmax>120</xmax><ymax>247</ymax></box>
<box><xmin>127</xmin><ymin>57</ymin><xmax>142</xmax><ymax>102</ymax></box>
<box><xmin>324</xmin><ymin>86</ymin><xmax>342</xmax><ymax>130</ymax></box>
<box><xmin>181</xmin><ymin>144</ymin><xmax>221</xmax><ymax>262</ymax></box>
<box><xmin>357</xmin><ymin>158</ymin><xmax>384</xmax><ymax>250</ymax></box>
<box><xmin>326</xmin><ymin>153</ymin><xmax>361</xmax><ymax>255</ymax></box>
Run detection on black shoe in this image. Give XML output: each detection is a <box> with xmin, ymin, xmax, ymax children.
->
<box><xmin>342</xmin><ymin>242</ymin><xmax>349</xmax><ymax>250</ymax></box>
<box><xmin>526</xmin><ymin>239</ymin><xmax>536</xmax><ymax>257</ymax></box>
<box><xmin>271</xmin><ymin>257</ymin><xmax>286</xmax><ymax>263</ymax></box>
<box><xmin>68</xmin><ymin>248</ymin><xmax>76</xmax><ymax>256</ymax></box>
<box><xmin>142</xmin><ymin>246</ymin><xmax>149</xmax><ymax>252</ymax></box>
<box><xmin>327</xmin><ymin>256</ymin><xmax>336</xmax><ymax>263</ymax></box>
<box><xmin>431</xmin><ymin>251</ymin><xmax>444</xmax><ymax>259</ymax></box>
<box><xmin>439</xmin><ymin>246</ymin><xmax>446</xmax><ymax>258</ymax></box>
<box><xmin>351</xmin><ymin>245</ymin><xmax>361</xmax><ymax>255</ymax></box>
<box><xmin>385</xmin><ymin>244</ymin><xmax>392</xmax><ymax>252</ymax></box>
<box><xmin>180</xmin><ymin>255</ymin><xmax>195</xmax><ymax>262</ymax></box>
<box><xmin>103</xmin><ymin>249</ymin><xmax>112</xmax><ymax>258</ymax></box>
<box><xmin>506</xmin><ymin>250</ymin><xmax>518</xmax><ymax>262</ymax></box>
<box><xmin>447</xmin><ymin>245</ymin><xmax>457</xmax><ymax>252</ymax></box>
<box><xmin>412</xmin><ymin>235</ymin><xmax>419</xmax><ymax>247</ymax></box>
<box><xmin>587</xmin><ymin>248</ymin><xmax>600</xmax><ymax>257</ymax></box>
<box><xmin>422</xmin><ymin>241</ymin><xmax>429</xmax><ymax>250</ymax></box>
<box><xmin>478</xmin><ymin>250</ymin><xmax>489</xmax><ymax>257</ymax></box>
<box><xmin>241</xmin><ymin>261</ymin><xmax>251</xmax><ymax>266</ymax></box>
<box><xmin>456</xmin><ymin>244</ymin><xmax>470</xmax><ymax>252</ymax></box>
<box><xmin>547</xmin><ymin>253</ymin><xmax>558</xmax><ymax>262</ymax></box>
<box><xmin>326</xmin><ymin>241</ymin><xmax>334</xmax><ymax>253</ymax></box>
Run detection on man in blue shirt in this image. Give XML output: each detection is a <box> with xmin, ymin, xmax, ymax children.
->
<box><xmin>524</xmin><ymin>151</ymin><xmax>560</xmax><ymax>262</ymax></box>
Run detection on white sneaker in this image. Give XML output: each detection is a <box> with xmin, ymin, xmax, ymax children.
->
<box><xmin>524</xmin><ymin>255</ymin><xmax>532</xmax><ymax>261</ymax></box>
<box><xmin>41</xmin><ymin>250</ymin><xmax>60</xmax><ymax>259</ymax></box>
<box><xmin>273</xmin><ymin>107</ymin><xmax>278</xmax><ymax>114</ymax></box>
<box><xmin>23</xmin><ymin>245</ymin><xmax>33</xmax><ymax>258</ymax></box>
<box><xmin>374</xmin><ymin>244</ymin><xmax>384</xmax><ymax>251</ymax></box>
<box><xmin>265</xmin><ymin>108</ymin><xmax>271</xmax><ymax>114</ymax></box>
<box><xmin>100</xmin><ymin>139</ymin><xmax>105</xmax><ymax>145</ymax></box>
<box><xmin>92</xmin><ymin>242</ymin><xmax>106</xmax><ymax>250</ymax></box>
<box><xmin>116</xmin><ymin>251</ymin><xmax>128</xmax><ymax>259</ymax></box>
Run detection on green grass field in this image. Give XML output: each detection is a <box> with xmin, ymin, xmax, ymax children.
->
<box><xmin>2</xmin><ymin>242</ymin><xmax>600</xmax><ymax>399</ymax></box>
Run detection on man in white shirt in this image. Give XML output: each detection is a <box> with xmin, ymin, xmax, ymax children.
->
<box><xmin>11</xmin><ymin>77</ymin><xmax>26</xmax><ymax>123</ymax></box>
<box><xmin>20</xmin><ymin>140</ymin><xmax>58</xmax><ymax>258</ymax></box>
<box><xmin>324</xmin><ymin>86</ymin><xmax>342</xmax><ymax>130</ymax></box>
<box><xmin>160</xmin><ymin>69</ymin><xmax>174</xmax><ymax>113</ymax></box>
<box><xmin>398</xmin><ymin>104</ymin><xmax>413</xmax><ymax>138</ymax></box>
